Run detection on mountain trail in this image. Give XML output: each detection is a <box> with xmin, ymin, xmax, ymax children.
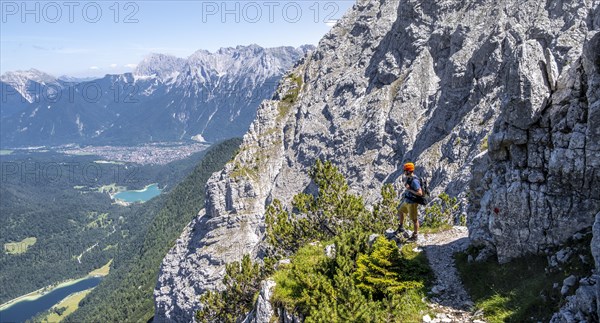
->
<box><xmin>418</xmin><ymin>226</ymin><xmax>485</xmax><ymax>323</ymax></box>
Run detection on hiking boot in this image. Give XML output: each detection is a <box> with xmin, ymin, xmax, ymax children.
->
<box><xmin>407</xmin><ymin>234</ymin><xmax>418</xmax><ymax>242</ymax></box>
<box><xmin>395</xmin><ymin>230</ymin><xmax>411</xmax><ymax>240</ymax></box>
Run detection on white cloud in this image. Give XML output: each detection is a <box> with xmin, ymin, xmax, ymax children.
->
<box><xmin>89</xmin><ymin>66</ymin><xmax>100</xmax><ymax>70</ymax></box>
<box><xmin>124</xmin><ymin>64</ymin><xmax>137</xmax><ymax>69</ymax></box>
<box><xmin>109</xmin><ymin>63</ymin><xmax>118</xmax><ymax>68</ymax></box>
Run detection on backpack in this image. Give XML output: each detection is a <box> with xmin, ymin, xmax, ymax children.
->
<box><xmin>409</xmin><ymin>175</ymin><xmax>430</xmax><ymax>206</ymax></box>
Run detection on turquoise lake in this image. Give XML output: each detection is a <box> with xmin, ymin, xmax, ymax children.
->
<box><xmin>113</xmin><ymin>184</ymin><xmax>162</xmax><ymax>203</ymax></box>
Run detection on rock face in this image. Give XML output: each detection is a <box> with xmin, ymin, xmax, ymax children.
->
<box><xmin>468</xmin><ymin>7</ymin><xmax>600</xmax><ymax>263</ymax></box>
<box><xmin>468</xmin><ymin>5</ymin><xmax>600</xmax><ymax>321</ymax></box>
<box><xmin>551</xmin><ymin>212</ymin><xmax>600</xmax><ymax>322</ymax></box>
<box><xmin>155</xmin><ymin>0</ymin><xmax>600</xmax><ymax>321</ymax></box>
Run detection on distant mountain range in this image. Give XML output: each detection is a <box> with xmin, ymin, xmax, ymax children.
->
<box><xmin>0</xmin><ymin>45</ymin><xmax>313</xmax><ymax>147</ymax></box>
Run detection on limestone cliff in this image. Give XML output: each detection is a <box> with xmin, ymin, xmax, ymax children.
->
<box><xmin>468</xmin><ymin>11</ymin><xmax>600</xmax><ymax>263</ymax></box>
<box><xmin>154</xmin><ymin>0</ymin><xmax>600</xmax><ymax>321</ymax></box>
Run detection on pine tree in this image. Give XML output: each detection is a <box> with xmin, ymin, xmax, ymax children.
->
<box><xmin>196</xmin><ymin>255</ymin><xmax>269</xmax><ymax>322</ymax></box>
<box><xmin>266</xmin><ymin>160</ymin><xmax>370</xmax><ymax>254</ymax></box>
<box><xmin>353</xmin><ymin>237</ymin><xmax>424</xmax><ymax>300</ymax></box>
<box><xmin>372</xmin><ymin>183</ymin><xmax>400</xmax><ymax>232</ymax></box>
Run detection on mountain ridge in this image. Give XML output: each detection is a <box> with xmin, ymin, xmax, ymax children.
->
<box><xmin>0</xmin><ymin>45</ymin><xmax>314</xmax><ymax>147</ymax></box>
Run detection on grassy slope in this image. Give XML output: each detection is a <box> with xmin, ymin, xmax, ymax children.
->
<box><xmin>455</xmin><ymin>233</ymin><xmax>594</xmax><ymax>323</ymax></box>
<box><xmin>41</xmin><ymin>289</ymin><xmax>94</xmax><ymax>323</ymax></box>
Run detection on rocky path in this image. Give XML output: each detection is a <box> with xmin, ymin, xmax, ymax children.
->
<box><xmin>418</xmin><ymin>226</ymin><xmax>485</xmax><ymax>323</ymax></box>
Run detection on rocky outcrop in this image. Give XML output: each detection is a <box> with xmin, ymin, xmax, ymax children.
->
<box><xmin>242</xmin><ymin>279</ymin><xmax>276</xmax><ymax>323</ymax></box>
<box><xmin>468</xmin><ymin>10</ymin><xmax>600</xmax><ymax>263</ymax></box>
<box><xmin>468</xmin><ymin>6</ymin><xmax>600</xmax><ymax>321</ymax></box>
<box><xmin>154</xmin><ymin>74</ymin><xmax>302</xmax><ymax>321</ymax></box>
<box><xmin>595</xmin><ymin>213</ymin><xmax>600</xmax><ymax>316</ymax></box>
<box><xmin>551</xmin><ymin>212</ymin><xmax>600</xmax><ymax>322</ymax></box>
<box><xmin>155</xmin><ymin>0</ymin><xmax>600</xmax><ymax>321</ymax></box>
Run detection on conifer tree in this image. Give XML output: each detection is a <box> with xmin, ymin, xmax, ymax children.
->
<box><xmin>196</xmin><ymin>255</ymin><xmax>268</xmax><ymax>322</ymax></box>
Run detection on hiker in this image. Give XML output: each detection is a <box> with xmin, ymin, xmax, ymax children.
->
<box><xmin>397</xmin><ymin>162</ymin><xmax>423</xmax><ymax>242</ymax></box>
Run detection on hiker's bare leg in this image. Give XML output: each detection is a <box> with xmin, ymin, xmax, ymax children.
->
<box><xmin>409</xmin><ymin>204</ymin><xmax>418</xmax><ymax>237</ymax></box>
<box><xmin>413</xmin><ymin>219</ymin><xmax>419</xmax><ymax>236</ymax></box>
<box><xmin>399</xmin><ymin>212</ymin><xmax>405</xmax><ymax>229</ymax></box>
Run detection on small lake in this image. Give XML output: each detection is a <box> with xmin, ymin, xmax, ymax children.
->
<box><xmin>113</xmin><ymin>184</ymin><xmax>162</xmax><ymax>203</ymax></box>
<box><xmin>0</xmin><ymin>277</ymin><xmax>102</xmax><ymax>323</ymax></box>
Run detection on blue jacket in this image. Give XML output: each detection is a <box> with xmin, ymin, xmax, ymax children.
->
<box><xmin>403</xmin><ymin>176</ymin><xmax>421</xmax><ymax>204</ymax></box>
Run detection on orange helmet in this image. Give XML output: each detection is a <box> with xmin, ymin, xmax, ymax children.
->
<box><xmin>403</xmin><ymin>162</ymin><xmax>415</xmax><ymax>172</ymax></box>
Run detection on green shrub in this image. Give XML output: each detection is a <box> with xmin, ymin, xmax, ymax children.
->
<box><xmin>266</xmin><ymin>160</ymin><xmax>370</xmax><ymax>254</ymax></box>
<box><xmin>372</xmin><ymin>184</ymin><xmax>400</xmax><ymax>232</ymax></box>
<box><xmin>354</xmin><ymin>237</ymin><xmax>430</xmax><ymax>300</ymax></box>
<box><xmin>196</xmin><ymin>255</ymin><xmax>272</xmax><ymax>323</ymax></box>
<box><xmin>204</xmin><ymin>160</ymin><xmax>435</xmax><ymax>322</ymax></box>
<box><xmin>278</xmin><ymin>74</ymin><xmax>303</xmax><ymax>119</ymax></box>
<box><xmin>455</xmin><ymin>232</ymin><xmax>594</xmax><ymax>323</ymax></box>
<box><xmin>272</xmin><ymin>234</ymin><xmax>432</xmax><ymax>322</ymax></box>
<box><xmin>480</xmin><ymin>135</ymin><xmax>489</xmax><ymax>152</ymax></box>
<box><xmin>267</xmin><ymin>161</ymin><xmax>433</xmax><ymax>321</ymax></box>
<box><xmin>422</xmin><ymin>193</ymin><xmax>458</xmax><ymax>231</ymax></box>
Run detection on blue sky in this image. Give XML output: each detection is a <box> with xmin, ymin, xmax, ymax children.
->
<box><xmin>1</xmin><ymin>1</ymin><xmax>355</xmax><ymax>77</ymax></box>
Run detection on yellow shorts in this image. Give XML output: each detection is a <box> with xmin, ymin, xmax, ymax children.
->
<box><xmin>399</xmin><ymin>202</ymin><xmax>418</xmax><ymax>223</ymax></box>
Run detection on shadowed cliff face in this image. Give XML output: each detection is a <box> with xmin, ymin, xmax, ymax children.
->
<box><xmin>154</xmin><ymin>0</ymin><xmax>600</xmax><ymax>321</ymax></box>
<box><xmin>468</xmin><ymin>11</ymin><xmax>600</xmax><ymax>264</ymax></box>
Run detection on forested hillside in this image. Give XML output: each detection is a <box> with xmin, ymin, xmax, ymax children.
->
<box><xmin>0</xmin><ymin>149</ymin><xmax>208</xmax><ymax>303</ymax></box>
<box><xmin>64</xmin><ymin>138</ymin><xmax>241</xmax><ymax>322</ymax></box>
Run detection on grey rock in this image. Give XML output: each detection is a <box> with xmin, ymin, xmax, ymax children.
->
<box><xmin>549</xmin><ymin>255</ymin><xmax>559</xmax><ymax>268</ymax></box>
<box><xmin>325</xmin><ymin>244</ymin><xmax>337</xmax><ymax>258</ymax></box>
<box><xmin>564</xmin><ymin>276</ymin><xmax>577</xmax><ymax>287</ymax></box>
<box><xmin>561</xmin><ymin>275</ymin><xmax>578</xmax><ymax>295</ymax></box>
<box><xmin>277</xmin><ymin>259</ymin><xmax>291</xmax><ymax>269</ymax></box>
<box><xmin>594</xmin><ymin>213</ymin><xmax>600</xmax><ymax>273</ymax></box>
<box><xmin>469</xmin><ymin>24</ymin><xmax>600</xmax><ymax>264</ymax></box>
<box><xmin>594</xmin><ymin>213</ymin><xmax>600</xmax><ymax>317</ymax></box>
<box><xmin>376</xmin><ymin>52</ymin><xmax>400</xmax><ymax>85</ymax></box>
<box><xmin>553</xmin><ymin>212</ymin><xmax>600</xmax><ymax>321</ymax></box>
<box><xmin>384</xmin><ymin>228</ymin><xmax>397</xmax><ymax>240</ymax></box>
<box><xmin>544</xmin><ymin>48</ymin><xmax>560</xmax><ymax>91</ymax></box>
<box><xmin>277</xmin><ymin>308</ymin><xmax>303</xmax><ymax>323</ymax></box>
<box><xmin>556</xmin><ymin>248</ymin><xmax>573</xmax><ymax>264</ymax></box>
<box><xmin>474</xmin><ymin>247</ymin><xmax>494</xmax><ymax>263</ymax></box>
<box><xmin>368</xmin><ymin>234</ymin><xmax>380</xmax><ymax>247</ymax></box>
<box><xmin>242</xmin><ymin>279</ymin><xmax>276</xmax><ymax>323</ymax></box>
<box><xmin>431</xmin><ymin>285</ymin><xmax>446</xmax><ymax>294</ymax></box>
<box><xmin>463</xmin><ymin>300</ymin><xmax>475</xmax><ymax>309</ymax></box>
<box><xmin>553</xmin><ymin>275</ymin><xmax>600</xmax><ymax>323</ymax></box>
